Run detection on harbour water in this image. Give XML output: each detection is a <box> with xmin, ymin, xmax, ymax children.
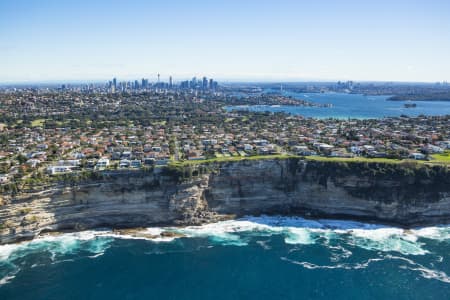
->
<box><xmin>226</xmin><ymin>92</ymin><xmax>450</xmax><ymax>119</ymax></box>
<box><xmin>1</xmin><ymin>216</ymin><xmax>450</xmax><ymax>299</ymax></box>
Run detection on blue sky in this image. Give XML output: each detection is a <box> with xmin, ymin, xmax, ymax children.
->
<box><xmin>1</xmin><ymin>0</ymin><xmax>449</xmax><ymax>83</ymax></box>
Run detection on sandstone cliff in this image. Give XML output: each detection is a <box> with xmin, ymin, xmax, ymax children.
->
<box><xmin>1</xmin><ymin>158</ymin><xmax>449</xmax><ymax>244</ymax></box>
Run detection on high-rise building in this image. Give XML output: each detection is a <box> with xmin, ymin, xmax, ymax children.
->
<box><xmin>202</xmin><ymin>77</ymin><xmax>208</xmax><ymax>90</ymax></box>
<box><xmin>209</xmin><ymin>79</ymin><xmax>213</xmax><ymax>90</ymax></box>
<box><xmin>169</xmin><ymin>76</ymin><xmax>173</xmax><ymax>88</ymax></box>
<box><xmin>113</xmin><ymin>78</ymin><xmax>117</xmax><ymax>90</ymax></box>
<box><xmin>180</xmin><ymin>80</ymin><xmax>189</xmax><ymax>89</ymax></box>
<box><xmin>190</xmin><ymin>77</ymin><xmax>197</xmax><ymax>89</ymax></box>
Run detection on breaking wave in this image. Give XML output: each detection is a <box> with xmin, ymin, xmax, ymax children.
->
<box><xmin>1</xmin><ymin>216</ymin><xmax>450</xmax><ymax>286</ymax></box>
<box><xmin>0</xmin><ymin>231</ymin><xmax>114</xmax><ymax>286</ymax></box>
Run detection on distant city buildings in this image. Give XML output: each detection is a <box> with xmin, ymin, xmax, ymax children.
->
<box><xmin>179</xmin><ymin>76</ymin><xmax>218</xmax><ymax>91</ymax></box>
<box><xmin>31</xmin><ymin>75</ymin><xmax>220</xmax><ymax>94</ymax></box>
<box><xmin>107</xmin><ymin>75</ymin><xmax>219</xmax><ymax>93</ymax></box>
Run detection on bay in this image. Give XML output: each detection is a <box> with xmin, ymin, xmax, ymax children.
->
<box><xmin>226</xmin><ymin>92</ymin><xmax>450</xmax><ymax>118</ymax></box>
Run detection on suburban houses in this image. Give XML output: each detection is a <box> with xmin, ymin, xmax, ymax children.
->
<box><xmin>0</xmin><ymin>87</ymin><xmax>449</xmax><ymax>187</ymax></box>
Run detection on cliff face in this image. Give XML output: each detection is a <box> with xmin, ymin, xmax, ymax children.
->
<box><xmin>1</xmin><ymin>159</ymin><xmax>449</xmax><ymax>244</ymax></box>
<box><xmin>206</xmin><ymin>159</ymin><xmax>450</xmax><ymax>224</ymax></box>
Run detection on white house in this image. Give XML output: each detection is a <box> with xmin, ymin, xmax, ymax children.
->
<box><xmin>130</xmin><ymin>160</ymin><xmax>142</xmax><ymax>168</ymax></box>
<box><xmin>57</xmin><ymin>159</ymin><xmax>80</xmax><ymax>166</ymax></box>
<box><xmin>439</xmin><ymin>141</ymin><xmax>450</xmax><ymax>149</ymax></box>
<box><xmin>95</xmin><ymin>158</ymin><xmax>110</xmax><ymax>170</ymax></box>
<box><xmin>244</xmin><ymin>144</ymin><xmax>253</xmax><ymax>151</ymax></box>
<box><xmin>47</xmin><ymin>166</ymin><xmax>73</xmax><ymax>175</ymax></box>
<box><xmin>0</xmin><ymin>174</ymin><xmax>9</xmax><ymax>184</ymax></box>
<box><xmin>409</xmin><ymin>153</ymin><xmax>426</xmax><ymax>160</ymax></box>
<box><xmin>422</xmin><ymin>144</ymin><xmax>444</xmax><ymax>154</ymax></box>
<box><xmin>119</xmin><ymin>159</ymin><xmax>131</xmax><ymax>169</ymax></box>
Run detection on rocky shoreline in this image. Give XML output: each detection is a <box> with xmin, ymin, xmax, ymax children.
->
<box><xmin>1</xmin><ymin>158</ymin><xmax>449</xmax><ymax>245</ymax></box>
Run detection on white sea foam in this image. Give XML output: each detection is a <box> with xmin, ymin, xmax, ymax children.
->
<box><xmin>281</xmin><ymin>253</ymin><xmax>450</xmax><ymax>283</ymax></box>
<box><xmin>347</xmin><ymin>228</ymin><xmax>428</xmax><ymax>255</ymax></box>
<box><xmin>412</xmin><ymin>226</ymin><xmax>450</xmax><ymax>241</ymax></box>
<box><xmin>1</xmin><ymin>215</ymin><xmax>450</xmax><ymax>288</ymax></box>
<box><xmin>0</xmin><ymin>243</ymin><xmax>20</xmax><ymax>261</ymax></box>
<box><xmin>389</xmin><ymin>255</ymin><xmax>450</xmax><ymax>284</ymax></box>
<box><xmin>284</xmin><ymin>228</ymin><xmax>316</xmax><ymax>245</ymax></box>
<box><xmin>0</xmin><ymin>274</ymin><xmax>16</xmax><ymax>286</ymax></box>
<box><xmin>0</xmin><ymin>230</ymin><xmax>113</xmax><ymax>264</ymax></box>
<box><xmin>173</xmin><ymin>220</ymin><xmax>268</xmax><ymax>246</ymax></box>
<box><xmin>403</xmin><ymin>266</ymin><xmax>450</xmax><ymax>283</ymax></box>
<box><xmin>167</xmin><ymin>216</ymin><xmax>436</xmax><ymax>255</ymax></box>
<box><xmin>1</xmin><ymin>216</ymin><xmax>447</xmax><ymax>263</ymax></box>
<box><xmin>102</xmin><ymin>228</ymin><xmax>177</xmax><ymax>243</ymax></box>
<box><xmin>139</xmin><ymin>216</ymin><xmax>449</xmax><ymax>255</ymax></box>
<box><xmin>256</xmin><ymin>240</ymin><xmax>271</xmax><ymax>250</ymax></box>
<box><xmin>280</xmin><ymin>256</ymin><xmax>385</xmax><ymax>270</ymax></box>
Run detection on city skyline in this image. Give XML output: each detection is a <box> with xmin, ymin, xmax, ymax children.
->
<box><xmin>1</xmin><ymin>0</ymin><xmax>450</xmax><ymax>83</ymax></box>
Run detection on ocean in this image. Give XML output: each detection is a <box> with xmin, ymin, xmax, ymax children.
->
<box><xmin>226</xmin><ymin>92</ymin><xmax>450</xmax><ymax>118</ymax></box>
<box><xmin>1</xmin><ymin>216</ymin><xmax>450</xmax><ymax>299</ymax></box>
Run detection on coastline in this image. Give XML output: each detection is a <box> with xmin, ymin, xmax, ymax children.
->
<box><xmin>1</xmin><ymin>158</ymin><xmax>450</xmax><ymax>245</ymax></box>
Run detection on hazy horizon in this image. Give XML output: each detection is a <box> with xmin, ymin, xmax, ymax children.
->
<box><xmin>0</xmin><ymin>78</ymin><xmax>446</xmax><ymax>86</ymax></box>
<box><xmin>1</xmin><ymin>0</ymin><xmax>450</xmax><ymax>83</ymax></box>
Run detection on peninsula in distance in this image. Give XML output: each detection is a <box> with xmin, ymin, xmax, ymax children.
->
<box><xmin>1</xmin><ymin>0</ymin><xmax>450</xmax><ymax>299</ymax></box>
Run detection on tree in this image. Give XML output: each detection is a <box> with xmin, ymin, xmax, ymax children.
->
<box><xmin>17</xmin><ymin>154</ymin><xmax>28</xmax><ymax>164</ymax></box>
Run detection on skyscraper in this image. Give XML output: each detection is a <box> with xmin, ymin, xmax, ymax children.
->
<box><xmin>112</xmin><ymin>78</ymin><xmax>117</xmax><ymax>93</ymax></box>
<box><xmin>180</xmin><ymin>80</ymin><xmax>189</xmax><ymax>89</ymax></box>
<box><xmin>190</xmin><ymin>77</ymin><xmax>197</xmax><ymax>89</ymax></box>
<box><xmin>202</xmin><ymin>77</ymin><xmax>208</xmax><ymax>90</ymax></box>
<box><xmin>169</xmin><ymin>76</ymin><xmax>173</xmax><ymax>89</ymax></box>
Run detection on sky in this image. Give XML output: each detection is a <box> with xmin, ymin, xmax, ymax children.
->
<box><xmin>0</xmin><ymin>0</ymin><xmax>450</xmax><ymax>83</ymax></box>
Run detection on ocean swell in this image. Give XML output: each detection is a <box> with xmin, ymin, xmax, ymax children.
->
<box><xmin>1</xmin><ymin>216</ymin><xmax>450</xmax><ymax>286</ymax></box>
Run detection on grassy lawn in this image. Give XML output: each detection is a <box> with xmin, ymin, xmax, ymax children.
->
<box><xmin>304</xmin><ymin>156</ymin><xmax>405</xmax><ymax>164</ymax></box>
<box><xmin>31</xmin><ymin>119</ymin><xmax>46</xmax><ymax>127</ymax></box>
<box><xmin>152</xmin><ymin>120</ymin><xmax>167</xmax><ymax>126</ymax></box>
<box><xmin>169</xmin><ymin>154</ymin><xmax>450</xmax><ymax>168</ymax></box>
<box><xmin>431</xmin><ymin>151</ymin><xmax>450</xmax><ymax>163</ymax></box>
<box><xmin>170</xmin><ymin>154</ymin><xmax>293</xmax><ymax>166</ymax></box>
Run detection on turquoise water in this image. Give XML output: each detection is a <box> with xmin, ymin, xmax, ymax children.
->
<box><xmin>1</xmin><ymin>216</ymin><xmax>450</xmax><ymax>299</ymax></box>
<box><xmin>227</xmin><ymin>92</ymin><xmax>450</xmax><ymax>118</ymax></box>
